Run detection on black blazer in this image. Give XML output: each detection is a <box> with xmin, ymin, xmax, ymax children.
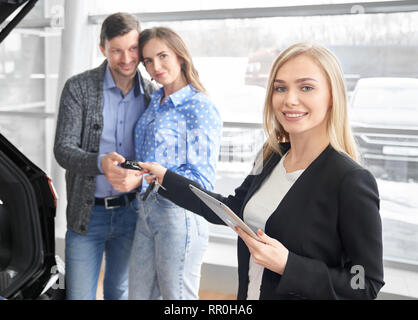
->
<box><xmin>159</xmin><ymin>143</ymin><xmax>385</xmax><ymax>299</ymax></box>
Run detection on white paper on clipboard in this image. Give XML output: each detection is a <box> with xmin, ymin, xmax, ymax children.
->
<box><xmin>189</xmin><ymin>184</ymin><xmax>262</xmax><ymax>242</ymax></box>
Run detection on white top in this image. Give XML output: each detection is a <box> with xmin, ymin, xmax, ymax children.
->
<box><xmin>243</xmin><ymin>153</ymin><xmax>304</xmax><ymax>300</ymax></box>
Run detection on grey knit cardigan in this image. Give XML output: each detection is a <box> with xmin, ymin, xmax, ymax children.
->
<box><xmin>54</xmin><ymin>60</ymin><xmax>157</xmax><ymax>235</ymax></box>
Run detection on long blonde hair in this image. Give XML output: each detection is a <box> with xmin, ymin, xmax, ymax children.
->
<box><xmin>139</xmin><ymin>27</ymin><xmax>206</xmax><ymax>93</ymax></box>
<box><xmin>263</xmin><ymin>42</ymin><xmax>358</xmax><ymax>163</ymax></box>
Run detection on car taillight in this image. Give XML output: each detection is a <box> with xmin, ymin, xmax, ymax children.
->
<box><xmin>46</xmin><ymin>176</ymin><xmax>58</xmax><ymax>208</ymax></box>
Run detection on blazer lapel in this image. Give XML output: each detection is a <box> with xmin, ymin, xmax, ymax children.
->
<box><xmin>264</xmin><ymin>144</ymin><xmax>333</xmax><ymax>234</ymax></box>
<box><xmin>240</xmin><ymin>144</ymin><xmax>290</xmax><ymax>216</ymax></box>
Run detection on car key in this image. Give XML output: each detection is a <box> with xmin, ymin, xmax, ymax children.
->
<box><xmin>142</xmin><ymin>180</ymin><xmax>155</xmax><ymax>201</ymax></box>
<box><xmin>121</xmin><ymin>160</ymin><xmax>143</xmax><ymax>171</ymax></box>
<box><xmin>141</xmin><ymin>177</ymin><xmax>166</xmax><ymax>201</ymax></box>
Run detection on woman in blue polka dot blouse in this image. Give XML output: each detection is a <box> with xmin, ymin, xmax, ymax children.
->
<box><xmin>114</xmin><ymin>27</ymin><xmax>222</xmax><ymax>300</ymax></box>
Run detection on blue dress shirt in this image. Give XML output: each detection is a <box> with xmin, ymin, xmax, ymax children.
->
<box><xmin>95</xmin><ymin>65</ymin><xmax>146</xmax><ymax>198</ymax></box>
<box><xmin>135</xmin><ymin>84</ymin><xmax>222</xmax><ymax>193</ymax></box>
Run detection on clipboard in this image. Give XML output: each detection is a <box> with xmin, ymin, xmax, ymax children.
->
<box><xmin>189</xmin><ymin>184</ymin><xmax>262</xmax><ymax>242</ymax></box>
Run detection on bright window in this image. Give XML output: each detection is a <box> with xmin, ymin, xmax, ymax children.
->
<box><xmin>91</xmin><ymin>8</ymin><xmax>418</xmax><ymax>266</ymax></box>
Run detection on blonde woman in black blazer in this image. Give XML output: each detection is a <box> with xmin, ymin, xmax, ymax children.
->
<box><xmin>137</xmin><ymin>43</ymin><xmax>385</xmax><ymax>300</ymax></box>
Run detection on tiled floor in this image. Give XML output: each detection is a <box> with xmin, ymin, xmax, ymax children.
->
<box><xmin>96</xmin><ymin>270</ymin><xmax>236</xmax><ymax>300</ymax></box>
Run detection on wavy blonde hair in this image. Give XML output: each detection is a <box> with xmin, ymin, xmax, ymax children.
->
<box><xmin>263</xmin><ymin>42</ymin><xmax>358</xmax><ymax>163</ymax></box>
<box><xmin>139</xmin><ymin>27</ymin><xmax>206</xmax><ymax>93</ymax></box>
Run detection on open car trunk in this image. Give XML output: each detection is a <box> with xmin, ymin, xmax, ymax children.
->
<box><xmin>0</xmin><ymin>0</ymin><xmax>65</xmax><ymax>299</ymax></box>
<box><xmin>0</xmin><ymin>134</ymin><xmax>64</xmax><ymax>299</ymax></box>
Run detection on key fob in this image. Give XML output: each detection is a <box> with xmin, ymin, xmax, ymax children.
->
<box><xmin>121</xmin><ymin>160</ymin><xmax>143</xmax><ymax>171</ymax></box>
<box><xmin>142</xmin><ymin>180</ymin><xmax>155</xmax><ymax>201</ymax></box>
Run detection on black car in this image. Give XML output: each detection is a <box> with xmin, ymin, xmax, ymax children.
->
<box><xmin>0</xmin><ymin>0</ymin><xmax>65</xmax><ymax>300</ymax></box>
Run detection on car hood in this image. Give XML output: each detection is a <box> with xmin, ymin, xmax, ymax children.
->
<box><xmin>349</xmin><ymin>107</ymin><xmax>418</xmax><ymax>129</ymax></box>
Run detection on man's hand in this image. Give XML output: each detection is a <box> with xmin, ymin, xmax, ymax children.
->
<box><xmin>113</xmin><ymin>168</ymin><xmax>143</xmax><ymax>193</ymax></box>
<box><xmin>101</xmin><ymin>152</ymin><xmax>142</xmax><ymax>192</ymax></box>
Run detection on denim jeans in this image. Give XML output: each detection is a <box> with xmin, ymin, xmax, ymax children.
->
<box><xmin>128</xmin><ymin>193</ymin><xmax>209</xmax><ymax>300</ymax></box>
<box><xmin>65</xmin><ymin>199</ymin><xmax>138</xmax><ymax>300</ymax></box>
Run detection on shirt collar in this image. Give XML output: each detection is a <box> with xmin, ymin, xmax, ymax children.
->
<box><xmin>168</xmin><ymin>84</ymin><xmax>194</xmax><ymax>107</ymax></box>
<box><xmin>103</xmin><ymin>64</ymin><xmax>144</xmax><ymax>97</ymax></box>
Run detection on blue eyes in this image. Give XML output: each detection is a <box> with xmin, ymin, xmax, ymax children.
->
<box><xmin>274</xmin><ymin>86</ymin><xmax>314</xmax><ymax>92</ymax></box>
<box><xmin>301</xmin><ymin>86</ymin><xmax>314</xmax><ymax>92</ymax></box>
<box><xmin>275</xmin><ymin>86</ymin><xmax>286</xmax><ymax>92</ymax></box>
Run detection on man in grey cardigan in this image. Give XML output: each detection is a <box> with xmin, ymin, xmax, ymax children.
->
<box><xmin>54</xmin><ymin>13</ymin><xmax>156</xmax><ymax>300</ymax></box>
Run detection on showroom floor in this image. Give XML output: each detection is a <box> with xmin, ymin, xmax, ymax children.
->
<box><xmin>96</xmin><ymin>270</ymin><xmax>236</xmax><ymax>300</ymax></box>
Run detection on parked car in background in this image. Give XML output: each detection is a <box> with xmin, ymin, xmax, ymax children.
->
<box><xmin>349</xmin><ymin>77</ymin><xmax>418</xmax><ymax>181</ymax></box>
<box><xmin>0</xmin><ymin>0</ymin><xmax>65</xmax><ymax>300</ymax></box>
<box><xmin>244</xmin><ymin>45</ymin><xmax>418</xmax><ymax>93</ymax></box>
<box><xmin>244</xmin><ymin>48</ymin><xmax>279</xmax><ymax>88</ymax></box>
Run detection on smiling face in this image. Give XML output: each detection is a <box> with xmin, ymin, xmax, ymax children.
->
<box><xmin>142</xmin><ymin>37</ymin><xmax>186</xmax><ymax>94</ymax></box>
<box><xmin>100</xmin><ymin>29</ymin><xmax>140</xmax><ymax>81</ymax></box>
<box><xmin>272</xmin><ymin>54</ymin><xmax>332</xmax><ymax>140</ymax></box>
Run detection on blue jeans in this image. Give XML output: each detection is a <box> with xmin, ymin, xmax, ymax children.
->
<box><xmin>128</xmin><ymin>193</ymin><xmax>209</xmax><ymax>300</ymax></box>
<box><xmin>65</xmin><ymin>199</ymin><xmax>138</xmax><ymax>300</ymax></box>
